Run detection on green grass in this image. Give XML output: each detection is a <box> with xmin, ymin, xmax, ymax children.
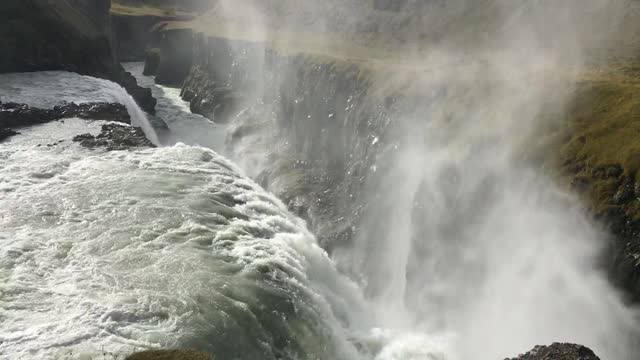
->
<box><xmin>544</xmin><ymin>61</ymin><xmax>640</xmax><ymax>218</ymax></box>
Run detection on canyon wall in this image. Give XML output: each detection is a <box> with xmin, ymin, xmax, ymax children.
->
<box><xmin>0</xmin><ymin>0</ymin><xmax>156</xmax><ymax>113</ymax></box>
<box><xmin>141</xmin><ymin>17</ymin><xmax>640</xmax><ymax>303</ymax></box>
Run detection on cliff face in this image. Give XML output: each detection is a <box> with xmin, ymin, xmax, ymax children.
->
<box><xmin>543</xmin><ymin>63</ymin><xmax>640</xmax><ymax>300</ymax></box>
<box><xmin>146</xmin><ymin>31</ymin><xmax>390</xmax><ymax>249</ymax></box>
<box><xmin>142</xmin><ymin>9</ymin><xmax>640</xmax><ymax>302</ymax></box>
<box><xmin>0</xmin><ymin>0</ymin><xmax>156</xmax><ymax>113</ymax></box>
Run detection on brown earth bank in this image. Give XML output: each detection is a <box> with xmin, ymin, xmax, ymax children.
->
<box><xmin>122</xmin><ymin>343</ymin><xmax>601</xmax><ymax>359</ymax></box>
<box><xmin>0</xmin><ymin>0</ymin><xmax>156</xmax><ymax>114</ymax></box>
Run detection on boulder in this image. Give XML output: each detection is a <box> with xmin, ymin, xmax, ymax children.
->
<box><xmin>505</xmin><ymin>343</ymin><xmax>600</xmax><ymax>360</ymax></box>
<box><xmin>0</xmin><ymin>101</ymin><xmax>132</xmax><ymax>141</ymax></box>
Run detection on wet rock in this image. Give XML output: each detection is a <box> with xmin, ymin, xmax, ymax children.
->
<box><xmin>190</xmin><ymin>87</ymin><xmax>238</xmax><ymax>123</ymax></box>
<box><xmin>54</xmin><ymin>102</ymin><xmax>131</xmax><ymax>123</ymax></box>
<box><xmin>0</xmin><ymin>128</ymin><xmax>19</xmax><ymax>141</ymax></box>
<box><xmin>73</xmin><ymin>123</ymin><xmax>155</xmax><ymax>151</ymax></box>
<box><xmin>154</xmin><ymin>28</ymin><xmax>195</xmax><ymax>86</ymax></box>
<box><xmin>125</xmin><ymin>350</ymin><xmax>211</xmax><ymax>360</ymax></box>
<box><xmin>115</xmin><ymin>69</ymin><xmax>157</xmax><ymax>114</ymax></box>
<box><xmin>0</xmin><ymin>101</ymin><xmax>130</xmax><ymax>128</ymax></box>
<box><xmin>505</xmin><ymin>343</ymin><xmax>600</xmax><ymax>360</ymax></box>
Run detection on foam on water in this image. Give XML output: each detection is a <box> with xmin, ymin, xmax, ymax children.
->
<box><xmin>0</xmin><ymin>141</ymin><xmax>369</xmax><ymax>359</ymax></box>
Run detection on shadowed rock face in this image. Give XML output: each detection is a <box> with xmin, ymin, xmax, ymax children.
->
<box><xmin>505</xmin><ymin>343</ymin><xmax>600</xmax><ymax>360</ymax></box>
<box><xmin>0</xmin><ymin>101</ymin><xmax>131</xmax><ymax>142</ymax></box>
<box><xmin>0</xmin><ymin>0</ymin><xmax>156</xmax><ymax>114</ymax></box>
<box><xmin>0</xmin><ymin>101</ymin><xmax>130</xmax><ymax>127</ymax></box>
<box><xmin>125</xmin><ymin>349</ymin><xmax>211</xmax><ymax>360</ymax></box>
<box><xmin>0</xmin><ymin>128</ymin><xmax>19</xmax><ymax>141</ymax></box>
<box><xmin>73</xmin><ymin>123</ymin><xmax>155</xmax><ymax>150</ymax></box>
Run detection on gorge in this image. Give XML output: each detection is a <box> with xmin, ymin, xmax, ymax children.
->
<box><xmin>1</xmin><ymin>1</ymin><xmax>640</xmax><ymax>359</ymax></box>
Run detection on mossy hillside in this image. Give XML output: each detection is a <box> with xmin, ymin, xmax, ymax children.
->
<box><xmin>548</xmin><ymin>63</ymin><xmax>640</xmax><ymax>215</ymax></box>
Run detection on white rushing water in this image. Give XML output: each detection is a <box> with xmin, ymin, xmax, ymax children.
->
<box><xmin>0</xmin><ymin>72</ymin><xmax>370</xmax><ymax>359</ymax></box>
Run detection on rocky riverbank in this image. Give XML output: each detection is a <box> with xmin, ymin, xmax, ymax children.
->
<box><xmin>137</xmin><ymin>2</ymin><xmax>640</xmax><ymax>304</ymax></box>
<box><xmin>0</xmin><ymin>100</ymin><xmax>153</xmax><ymax>150</ymax></box>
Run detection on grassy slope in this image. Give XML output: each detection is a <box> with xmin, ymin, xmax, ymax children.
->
<box><xmin>546</xmin><ymin>61</ymin><xmax>640</xmax><ymax>217</ymax></box>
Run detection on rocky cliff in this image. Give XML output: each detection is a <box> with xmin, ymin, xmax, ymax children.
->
<box><xmin>138</xmin><ymin>1</ymin><xmax>640</xmax><ymax>304</ymax></box>
<box><xmin>0</xmin><ymin>0</ymin><xmax>156</xmax><ymax>113</ymax></box>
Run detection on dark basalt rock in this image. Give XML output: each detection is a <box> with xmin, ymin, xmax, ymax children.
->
<box><xmin>54</xmin><ymin>102</ymin><xmax>131</xmax><ymax>123</ymax></box>
<box><xmin>125</xmin><ymin>349</ymin><xmax>211</xmax><ymax>360</ymax></box>
<box><xmin>153</xmin><ymin>28</ymin><xmax>195</xmax><ymax>86</ymax></box>
<box><xmin>73</xmin><ymin>123</ymin><xmax>155</xmax><ymax>151</ymax></box>
<box><xmin>505</xmin><ymin>343</ymin><xmax>600</xmax><ymax>360</ymax></box>
<box><xmin>115</xmin><ymin>68</ymin><xmax>157</xmax><ymax>114</ymax></box>
<box><xmin>0</xmin><ymin>102</ymin><xmax>56</xmax><ymax>127</ymax></box>
<box><xmin>0</xmin><ymin>128</ymin><xmax>19</xmax><ymax>141</ymax></box>
<box><xmin>0</xmin><ymin>101</ymin><xmax>130</xmax><ymax>129</ymax></box>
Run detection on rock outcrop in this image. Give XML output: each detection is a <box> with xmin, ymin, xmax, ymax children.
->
<box><xmin>0</xmin><ymin>0</ymin><xmax>156</xmax><ymax>114</ymax></box>
<box><xmin>0</xmin><ymin>101</ymin><xmax>131</xmax><ymax>141</ymax></box>
<box><xmin>73</xmin><ymin>123</ymin><xmax>155</xmax><ymax>150</ymax></box>
<box><xmin>505</xmin><ymin>343</ymin><xmax>601</xmax><ymax>360</ymax></box>
<box><xmin>542</xmin><ymin>63</ymin><xmax>640</xmax><ymax>301</ymax></box>
<box><xmin>149</xmin><ymin>26</ymin><xmax>195</xmax><ymax>86</ymax></box>
<box><xmin>0</xmin><ymin>128</ymin><xmax>19</xmax><ymax>141</ymax></box>
<box><xmin>125</xmin><ymin>349</ymin><xmax>211</xmax><ymax>360</ymax></box>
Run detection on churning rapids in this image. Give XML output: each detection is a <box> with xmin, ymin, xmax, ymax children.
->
<box><xmin>0</xmin><ymin>66</ymin><xmax>639</xmax><ymax>360</ymax></box>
